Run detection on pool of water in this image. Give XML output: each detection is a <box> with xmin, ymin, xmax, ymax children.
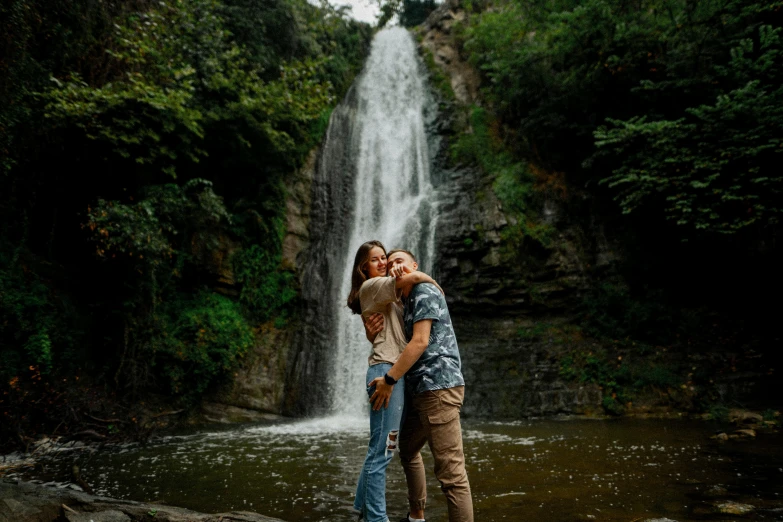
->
<box><xmin>7</xmin><ymin>416</ymin><xmax>783</xmax><ymax>521</ymax></box>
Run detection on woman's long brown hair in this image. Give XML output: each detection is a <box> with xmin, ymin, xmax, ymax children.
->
<box><xmin>346</xmin><ymin>240</ymin><xmax>386</xmax><ymax>315</ymax></box>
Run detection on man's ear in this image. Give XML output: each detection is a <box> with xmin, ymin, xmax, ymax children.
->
<box><xmin>412</xmin><ymin>262</ymin><xmax>418</xmax><ymax>271</ymax></box>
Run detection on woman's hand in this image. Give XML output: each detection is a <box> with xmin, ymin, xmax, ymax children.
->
<box><xmin>389</xmin><ymin>264</ymin><xmax>410</xmax><ymax>279</ymax></box>
<box><xmin>368</xmin><ymin>376</ymin><xmax>394</xmax><ymax>410</ymax></box>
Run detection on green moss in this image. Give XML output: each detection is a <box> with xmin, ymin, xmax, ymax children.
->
<box><xmin>706</xmin><ymin>404</ymin><xmax>730</xmax><ymax>423</ymax></box>
<box><xmin>420</xmin><ymin>45</ymin><xmax>456</xmax><ymax>101</ymax></box>
<box><xmin>451</xmin><ymin>106</ymin><xmax>555</xmax><ymax>253</ymax></box>
<box><xmin>517</xmin><ymin>322</ymin><xmax>551</xmax><ymax>340</ymax></box>
<box><xmin>560</xmin><ymin>347</ymin><xmax>685</xmax><ymax>415</ymax></box>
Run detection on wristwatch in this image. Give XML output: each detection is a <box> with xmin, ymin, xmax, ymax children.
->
<box><xmin>384</xmin><ymin>373</ymin><xmax>398</xmax><ymax>385</ymax></box>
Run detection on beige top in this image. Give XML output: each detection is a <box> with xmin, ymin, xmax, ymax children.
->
<box><xmin>360</xmin><ymin>276</ymin><xmax>406</xmax><ymax>366</ymax></box>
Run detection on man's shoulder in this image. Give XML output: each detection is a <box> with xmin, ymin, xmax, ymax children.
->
<box><xmin>409</xmin><ymin>282</ymin><xmax>448</xmax><ymax>317</ymax></box>
<box><xmin>411</xmin><ymin>282</ymin><xmax>440</xmax><ymax>297</ymax></box>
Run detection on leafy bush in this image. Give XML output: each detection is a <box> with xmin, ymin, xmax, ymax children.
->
<box><xmin>0</xmin><ymin>247</ymin><xmax>81</xmax><ymax>380</ymax></box>
<box><xmin>86</xmin><ymin>180</ymin><xmax>236</xmax><ymax>393</ymax></box>
<box><xmin>233</xmin><ymin>244</ymin><xmax>298</xmax><ymax>322</ymax></box>
<box><xmin>156</xmin><ymin>292</ymin><xmax>255</xmax><ymax>396</ymax></box>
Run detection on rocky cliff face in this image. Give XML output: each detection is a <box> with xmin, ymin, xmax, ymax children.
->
<box><xmin>418</xmin><ymin>0</ymin><xmax>618</xmax><ymax>417</ymax></box>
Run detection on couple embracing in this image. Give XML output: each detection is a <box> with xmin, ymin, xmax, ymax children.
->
<box><xmin>346</xmin><ymin>241</ymin><xmax>474</xmax><ymax>522</ymax></box>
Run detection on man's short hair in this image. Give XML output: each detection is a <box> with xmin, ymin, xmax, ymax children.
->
<box><xmin>387</xmin><ymin>249</ymin><xmax>417</xmax><ymax>263</ymax></box>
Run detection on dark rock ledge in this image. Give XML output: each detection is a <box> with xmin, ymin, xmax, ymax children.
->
<box><xmin>0</xmin><ymin>479</ymin><xmax>285</xmax><ymax>522</ymax></box>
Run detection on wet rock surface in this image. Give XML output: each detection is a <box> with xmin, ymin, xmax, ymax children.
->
<box><xmin>709</xmin><ymin>409</ymin><xmax>778</xmax><ymax>443</ymax></box>
<box><xmin>417</xmin><ymin>0</ymin><xmax>480</xmax><ymax>105</ymax></box>
<box><xmin>419</xmin><ymin>0</ymin><xmax>616</xmax><ymax>418</ymax></box>
<box><xmin>0</xmin><ymin>480</ymin><xmax>284</xmax><ymax>522</ymax></box>
<box><xmin>206</xmin><ymin>322</ymin><xmax>295</xmax><ymax>418</ymax></box>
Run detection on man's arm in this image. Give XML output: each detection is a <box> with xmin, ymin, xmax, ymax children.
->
<box><xmin>369</xmin><ymin>319</ymin><xmax>432</xmax><ymax>410</ymax></box>
<box><xmin>362</xmin><ymin>313</ymin><xmax>384</xmax><ymax>342</ymax></box>
<box><xmin>391</xmin><ymin>265</ymin><xmax>444</xmax><ymax>295</ymax></box>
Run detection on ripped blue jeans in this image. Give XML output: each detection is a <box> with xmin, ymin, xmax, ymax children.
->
<box><xmin>354</xmin><ymin>363</ymin><xmax>405</xmax><ymax>522</ymax></box>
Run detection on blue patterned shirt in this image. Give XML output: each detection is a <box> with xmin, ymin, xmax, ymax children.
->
<box><xmin>402</xmin><ymin>283</ymin><xmax>465</xmax><ymax>394</ymax></box>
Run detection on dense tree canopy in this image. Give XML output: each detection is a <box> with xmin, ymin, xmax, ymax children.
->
<box><xmin>459</xmin><ymin>0</ymin><xmax>782</xmax><ymax>236</ymax></box>
<box><xmin>0</xmin><ymin>0</ymin><xmax>371</xmax><ymax>443</ymax></box>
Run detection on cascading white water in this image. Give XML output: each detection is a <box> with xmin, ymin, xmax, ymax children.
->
<box><xmin>329</xmin><ymin>27</ymin><xmax>438</xmax><ymax>419</ymax></box>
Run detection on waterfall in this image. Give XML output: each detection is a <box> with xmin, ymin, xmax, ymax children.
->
<box><xmin>287</xmin><ymin>27</ymin><xmax>438</xmax><ymax>422</ymax></box>
<box><xmin>331</xmin><ymin>27</ymin><xmax>438</xmax><ymax>417</ymax></box>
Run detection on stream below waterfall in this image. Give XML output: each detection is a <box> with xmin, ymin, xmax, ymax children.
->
<box><xmin>7</xmin><ymin>417</ymin><xmax>783</xmax><ymax>521</ymax></box>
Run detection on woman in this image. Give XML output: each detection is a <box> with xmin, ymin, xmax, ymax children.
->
<box><xmin>347</xmin><ymin>240</ymin><xmax>440</xmax><ymax>522</ymax></box>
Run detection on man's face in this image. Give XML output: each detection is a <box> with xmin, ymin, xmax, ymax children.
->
<box><xmin>388</xmin><ymin>252</ymin><xmax>417</xmax><ymax>272</ymax></box>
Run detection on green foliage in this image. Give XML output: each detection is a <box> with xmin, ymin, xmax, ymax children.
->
<box><xmin>87</xmin><ymin>179</ymin><xmax>229</xmax><ymax>263</ymax></box>
<box><xmin>0</xmin><ymin>246</ymin><xmax>80</xmax><ymax>380</ymax></box>
<box><xmin>420</xmin><ymin>45</ymin><xmax>456</xmax><ymax>101</ymax></box>
<box><xmin>560</xmin><ymin>348</ymin><xmax>683</xmax><ymax>414</ymax></box>
<box><xmin>595</xmin><ymin>71</ymin><xmax>783</xmax><ymax>233</ymax></box>
<box><xmin>459</xmin><ymin>0</ymin><xmax>783</xmax><ymax>237</ymax></box>
<box><xmin>560</xmin><ymin>350</ymin><xmax>628</xmax><ymax>390</ymax></box>
<box><xmin>39</xmin><ymin>0</ymin><xmax>338</xmax><ymax>175</ymax></box>
<box><xmin>85</xmin><ymin>181</ymin><xmax>264</xmax><ymax>397</ymax></box>
<box><xmin>156</xmin><ymin>292</ymin><xmax>254</xmax><ymax>396</ymax></box>
<box><xmin>602</xmin><ymin>396</ymin><xmax>624</xmax><ymax>416</ymax></box>
<box><xmin>635</xmin><ymin>365</ymin><xmax>679</xmax><ymax>390</ymax></box>
<box><xmin>707</xmin><ymin>403</ymin><xmax>730</xmax><ymax>423</ymax></box>
<box><xmin>517</xmin><ymin>322</ymin><xmax>551</xmax><ymax>341</ymax></box>
<box><xmin>451</xmin><ymin>106</ymin><xmax>553</xmax><ymax>248</ymax></box>
<box><xmin>581</xmin><ymin>283</ymin><xmax>673</xmax><ymax>345</ymax></box>
<box><xmin>399</xmin><ymin>0</ymin><xmax>438</xmax><ymax>27</ymax></box>
<box><xmin>0</xmin><ymin>0</ymin><xmax>370</xmax><ymax>411</ymax></box>
<box><xmin>233</xmin><ymin>244</ymin><xmax>298</xmax><ymax>322</ymax></box>
<box><xmin>84</xmin><ymin>180</ymin><xmax>234</xmax><ymax>393</ymax></box>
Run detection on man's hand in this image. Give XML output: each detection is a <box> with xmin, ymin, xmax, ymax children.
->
<box><xmin>363</xmin><ymin>313</ymin><xmax>384</xmax><ymax>342</ymax></box>
<box><xmin>368</xmin><ymin>376</ymin><xmax>394</xmax><ymax>410</ymax></box>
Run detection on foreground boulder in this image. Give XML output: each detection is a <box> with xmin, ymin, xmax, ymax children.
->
<box><xmin>0</xmin><ymin>479</ymin><xmax>284</xmax><ymax>522</ymax></box>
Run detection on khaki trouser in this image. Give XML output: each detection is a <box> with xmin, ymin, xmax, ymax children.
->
<box><xmin>399</xmin><ymin>386</ymin><xmax>474</xmax><ymax>522</ymax></box>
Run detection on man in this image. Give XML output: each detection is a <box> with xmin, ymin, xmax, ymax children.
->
<box><xmin>367</xmin><ymin>249</ymin><xmax>473</xmax><ymax>522</ymax></box>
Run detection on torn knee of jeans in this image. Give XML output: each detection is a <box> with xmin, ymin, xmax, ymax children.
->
<box><xmin>385</xmin><ymin>430</ymin><xmax>399</xmax><ymax>456</ymax></box>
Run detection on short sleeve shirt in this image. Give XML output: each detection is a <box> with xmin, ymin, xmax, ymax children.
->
<box><xmin>403</xmin><ymin>282</ymin><xmax>465</xmax><ymax>395</ymax></box>
<box><xmin>360</xmin><ymin>277</ymin><xmax>406</xmax><ymax>366</ymax></box>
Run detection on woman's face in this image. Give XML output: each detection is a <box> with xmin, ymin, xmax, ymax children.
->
<box><xmin>364</xmin><ymin>246</ymin><xmax>387</xmax><ymax>278</ymax></box>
